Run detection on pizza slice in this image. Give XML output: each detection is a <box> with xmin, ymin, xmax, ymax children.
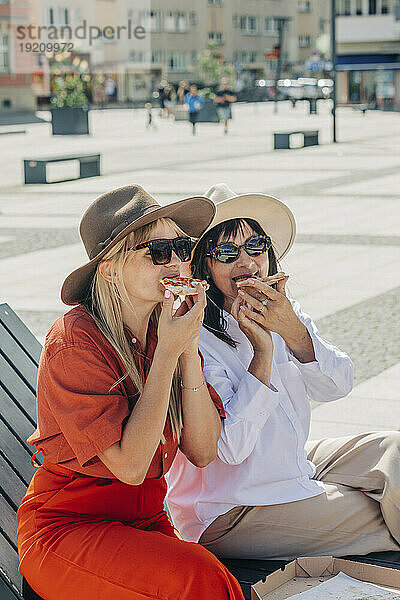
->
<box><xmin>160</xmin><ymin>276</ymin><xmax>210</xmax><ymax>296</ymax></box>
<box><xmin>236</xmin><ymin>271</ymin><xmax>287</xmax><ymax>288</ymax></box>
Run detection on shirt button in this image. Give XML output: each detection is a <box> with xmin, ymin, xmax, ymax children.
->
<box><xmin>164</xmin><ymin>453</ymin><xmax>168</xmax><ymax>459</ymax></box>
<box><xmin>131</xmin><ymin>337</ymin><xmax>137</xmax><ymax>344</ymax></box>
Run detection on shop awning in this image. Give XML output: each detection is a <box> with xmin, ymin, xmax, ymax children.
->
<box><xmin>337</xmin><ymin>53</ymin><xmax>400</xmax><ymax>71</ymax></box>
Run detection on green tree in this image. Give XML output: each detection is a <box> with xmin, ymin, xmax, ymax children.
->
<box><xmin>198</xmin><ymin>42</ymin><xmax>235</xmax><ymax>86</ymax></box>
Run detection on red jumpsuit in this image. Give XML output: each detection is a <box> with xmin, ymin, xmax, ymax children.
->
<box><xmin>17</xmin><ymin>306</ymin><xmax>244</xmax><ymax>600</ymax></box>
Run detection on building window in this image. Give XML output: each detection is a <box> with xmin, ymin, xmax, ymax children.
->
<box><xmin>264</xmin><ymin>17</ymin><xmax>278</xmax><ymax>34</ymax></box>
<box><xmin>44</xmin><ymin>7</ymin><xmax>54</xmax><ymax>25</ymax></box>
<box><xmin>298</xmin><ymin>34</ymin><xmax>311</xmax><ymax>47</ymax></box>
<box><xmin>166</xmin><ymin>52</ymin><xmax>188</xmax><ymax>71</ymax></box>
<box><xmin>238</xmin><ymin>51</ymin><xmax>258</xmax><ymax>64</ymax></box>
<box><xmin>139</xmin><ymin>11</ymin><xmax>161</xmax><ymax>33</ymax></box>
<box><xmin>191</xmin><ymin>50</ymin><xmax>197</xmax><ymax>65</ymax></box>
<box><xmin>240</xmin><ymin>15</ymin><xmax>259</xmax><ymax>35</ymax></box>
<box><xmin>369</xmin><ymin>0</ymin><xmax>377</xmax><ymax>14</ymax></box>
<box><xmin>0</xmin><ymin>34</ymin><xmax>9</xmax><ymax>72</ymax></box>
<box><xmin>208</xmin><ymin>0</ymin><xmax>222</xmax><ymax>5</ymax></box>
<box><xmin>189</xmin><ymin>12</ymin><xmax>196</xmax><ymax>26</ymax></box>
<box><xmin>319</xmin><ymin>18</ymin><xmax>326</xmax><ymax>32</ymax></box>
<box><xmin>298</xmin><ymin>1</ymin><xmax>311</xmax><ymax>12</ymax></box>
<box><xmin>44</xmin><ymin>7</ymin><xmax>69</xmax><ymax>26</ymax></box>
<box><xmin>165</xmin><ymin>11</ymin><xmax>188</xmax><ymax>33</ymax></box>
<box><xmin>129</xmin><ymin>51</ymin><xmax>149</xmax><ymax>63</ymax></box>
<box><xmin>151</xmin><ymin>50</ymin><xmax>163</xmax><ymax>63</ymax></box>
<box><xmin>356</xmin><ymin>0</ymin><xmax>363</xmax><ymax>15</ymax></box>
<box><xmin>381</xmin><ymin>0</ymin><xmax>389</xmax><ymax>14</ymax></box>
<box><xmin>344</xmin><ymin>0</ymin><xmax>351</xmax><ymax>15</ymax></box>
<box><xmin>208</xmin><ymin>31</ymin><xmax>223</xmax><ymax>44</ymax></box>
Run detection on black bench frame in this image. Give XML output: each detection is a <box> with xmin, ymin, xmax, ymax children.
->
<box><xmin>1</xmin><ymin>303</ymin><xmax>399</xmax><ymax>600</ymax></box>
<box><xmin>274</xmin><ymin>130</ymin><xmax>319</xmax><ymax>150</ymax></box>
<box><xmin>23</xmin><ymin>154</ymin><xmax>101</xmax><ymax>184</ymax></box>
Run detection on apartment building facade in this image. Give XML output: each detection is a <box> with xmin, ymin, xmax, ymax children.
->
<box><xmin>336</xmin><ymin>0</ymin><xmax>400</xmax><ymax>108</ymax></box>
<box><xmin>0</xmin><ymin>0</ymin><xmax>36</xmax><ymax>111</ymax></box>
<box><xmin>2</xmin><ymin>0</ymin><xmax>331</xmax><ymax>108</ymax></box>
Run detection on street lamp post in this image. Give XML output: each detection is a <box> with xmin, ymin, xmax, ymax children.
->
<box><xmin>273</xmin><ymin>17</ymin><xmax>291</xmax><ymax>114</ymax></box>
<box><xmin>331</xmin><ymin>0</ymin><xmax>337</xmax><ymax>142</ymax></box>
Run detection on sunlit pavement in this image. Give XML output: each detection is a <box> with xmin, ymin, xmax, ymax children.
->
<box><xmin>1</xmin><ymin>99</ymin><xmax>399</xmax><ymax>438</ymax></box>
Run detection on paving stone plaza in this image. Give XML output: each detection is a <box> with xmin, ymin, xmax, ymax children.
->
<box><xmin>0</xmin><ymin>100</ymin><xmax>399</xmax><ymax>439</ymax></box>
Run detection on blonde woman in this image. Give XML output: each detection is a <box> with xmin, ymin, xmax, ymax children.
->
<box><xmin>17</xmin><ymin>185</ymin><xmax>245</xmax><ymax>600</ymax></box>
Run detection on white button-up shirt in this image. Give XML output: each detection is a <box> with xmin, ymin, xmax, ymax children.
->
<box><xmin>165</xmin><ymin>299</ymin><xmax>353</xmax><ymax>542</ymax></box>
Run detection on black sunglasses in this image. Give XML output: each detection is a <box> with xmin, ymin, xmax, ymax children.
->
<box><xmin>131</xmin><ymin>236</ymin><xmax>193</xmax><ymax>265</ymax></box>
<box><xmin>207</xmin><ymin>234</ymin><xmax>272</xmax><ymax>264</ymax></box>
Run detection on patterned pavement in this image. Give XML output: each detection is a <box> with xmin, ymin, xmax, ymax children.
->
<box><xmin>1</xmin><ymin>101</ymin><xmax>399</xmax><ymax>436</ymax></box>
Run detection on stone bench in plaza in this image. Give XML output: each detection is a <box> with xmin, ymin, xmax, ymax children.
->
<box><xmin>23</xmin><ymin>153</ymin><xmax>101</xmax><ymax>184</ymax></box>
<box><xmin>273</xmin><ymin>130</ymin><xmax>319</xmax><ymax>150</ymax></box>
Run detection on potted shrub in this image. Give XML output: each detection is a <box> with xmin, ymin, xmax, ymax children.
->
<box><xmin>50</xmin><ymin>71</ymin><xmax>90</xmax><ymax>135</ymax></box>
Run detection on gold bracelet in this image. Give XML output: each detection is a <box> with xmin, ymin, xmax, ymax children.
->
<box><xmin>180</xmin><ymin>379</ymin><xmax>206</xmax><ymax>392</ymax></box>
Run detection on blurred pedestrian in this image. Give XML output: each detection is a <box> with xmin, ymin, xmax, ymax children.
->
<box><xmin>145</xmin><ymin>102</ymin><xmax>157</xmax><ymax>130</ymax></box>
<box><xmin>164</xmin><ymin>85</ymin><xmax>176</xmax><ymax>118</ymax></box>
<box><xmin>157</xmin><ymin>80</ymin><xmax>169</xmax><ymax>118</ymax></box>
<box><xmin>214</xmin><ymin>79</ymin><xmax>237</xmax><ymax>135</ymax></box>
<box><xmin>184</xmin><ymin>85</ymin><xmax>204</xmax><ymax>136</ymax></box>
<box><xmin>177</xmin><ymin>81</ymin><xmax>190</xmax><ymax>105</ymax></box>
<box><xmin>105</xmin><ymin>77</ymin><xmax>117</xmax><ymax>103</ymax></box>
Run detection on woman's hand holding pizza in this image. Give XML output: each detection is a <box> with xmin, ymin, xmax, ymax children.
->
<box><xmin>237</xmin><ymin>276</ymin><xmax>308</xmax><ymax>346</ymax></box>
<box><xmin>231</xmin><ymin>293</ymin><xmax>274</xmax><ymax>358</ymax></box>
<box><xmin>158</xmin><ymin>284</ymin><xmax>206</xmax><ymax>359</ymax></box>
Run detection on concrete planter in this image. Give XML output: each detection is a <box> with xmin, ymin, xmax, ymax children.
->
<box><xmin>50</xmin><ymin>106</ymin><xmax>89</xmax><ymax>135</ymax></box>
<box><xmin>173</xmin><ymin>105</ymin><xmax>189</xmax><ymax>121</ymax></box>
<box><xmin>197</xmin><ymin>101</ymin><xmax>220</xmax><ymax>123</ymax></box>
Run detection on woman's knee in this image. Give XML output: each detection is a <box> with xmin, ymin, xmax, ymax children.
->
<box><xmin>379</xmin><ymin>431</ymin><xmax>400</xmax><ymax>454</ymax></box>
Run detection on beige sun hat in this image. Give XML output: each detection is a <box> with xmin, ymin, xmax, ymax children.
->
<box><xmin>203</xmin><ymin>183</ymin><xmax>296</xmax><ymax>260</ymax></box>
<box><xmin>61</xmin><ymin>184</ymin><xmax>215</xmax><ymax>305</ymax></box>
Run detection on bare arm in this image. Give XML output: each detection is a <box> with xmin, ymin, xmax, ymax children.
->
<box><xmin>98</xmin><ymin>289</ymin><xmax>212</xmax><ymax>484</ymax></box>
<box><xmin>98</xmin><ymin>345</ymin><xmax>177</xmax><ymax>485</ymax></box>
<box><xmin>178</xmin><ymin>352</ymin><xmax>221</xmax><ymax>467</ymax></box>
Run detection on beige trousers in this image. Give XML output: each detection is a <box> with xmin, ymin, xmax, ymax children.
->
<box><xmin>199</xmin><ymin>432</ymin><xmax>400</xmax><ymax>560</ymax></box>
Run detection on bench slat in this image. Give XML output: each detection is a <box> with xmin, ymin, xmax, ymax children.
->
<box><xmin>0</xmin><ymin>535</ymin><xmax>22</xmax><ymax>595</ymax></box>
<box><xmin>0</xmin><ymin>323</ymin><xmax>38</xmax><ymax>393</ymax></box>
<box><xmin>25</xmin><ymin>153</ymin><xmax>100</xmax><ymax>162</ymax></box>
<box><xmin>0</xmin><ymin>455</ymin><xmax>27</xmax><ymax>510</ymax></box>
<box><xmin>0</xmin><ymin>496</ymin><xmax>18</xmax><ymax>549</ymax></box>
<box><xmin>0</xmin><ymin>305</ymin><xmax>42</xmax><ymax>366</ymax></box>
<box><xmin>0</xmin><ymin>354</ymin><xmax>37</xmax><ymax>423</ymax></box>
<box><xmin>0</xmin><ymin>388</ymin><xmax>36</xmax><ymax>455</ymax></box>
<box><xmin>0</xmin><ymin>573</ymin><xmax>22</xmax><ymax>600</ymax></box>
<box><xmin>0</xmin><ymin>420</ymin><xmax>36</xmax><ymax>486</ymax></box>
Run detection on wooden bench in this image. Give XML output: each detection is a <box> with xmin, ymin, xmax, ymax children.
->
<box><xmin>273</xmin><ymin>130</ymin><xmax>319</xmax><ymax>150</ymax></box>
<box><xmin>1</xmin><ymin>303</ymin><xmax>400</xmax><ymax>600</ymax></box>
<box><xmin>23</xmin><ymin>153</ymin><xmax>101</xmax><ymax>184</ymax></box>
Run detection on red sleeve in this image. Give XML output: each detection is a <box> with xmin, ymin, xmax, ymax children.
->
<box><xmin>200</xmin><ymin>351</ymin><xmax>226</xmax><ymax>420</ymax></box>
<box><xmin>39</xmin><ymin>344</ymin><xmax>130</xmax><ymax>467</ymax></box>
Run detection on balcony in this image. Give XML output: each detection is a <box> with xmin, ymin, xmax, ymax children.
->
<box><xmin>337</xmin><ymin>14</ymin><xmax>400</xmax><ymax>43</ymax></box>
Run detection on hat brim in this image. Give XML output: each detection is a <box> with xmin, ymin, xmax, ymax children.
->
<box><xmin>206</xmin><ymin>193</ymin><xmax>296</xmax><ymax>260</ymax></box>
<box><xmin>61</xmin><ymin>195</ymin><xmax>215</xmax><ymax>305</ymax></box>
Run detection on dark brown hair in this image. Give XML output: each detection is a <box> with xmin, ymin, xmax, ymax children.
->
<box><xmin>192</xmin><ymin>218</ymin><xmax>279</xmax><ymax>347</ymax></box>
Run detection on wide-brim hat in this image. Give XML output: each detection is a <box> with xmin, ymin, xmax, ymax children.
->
<box><xmin>203</xmin><ymin>183</ymin><xmax>296</xmax><ymax>260</ymax></box>
<box><xmin>61</xmin><ymin>184</ymin><xmax>215</xmax><ymax>305</ymax></box>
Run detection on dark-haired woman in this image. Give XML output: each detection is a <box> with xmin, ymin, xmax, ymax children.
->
<box><xmin>166</xmin><ymin>183</ymin><xmax>400</xmax><ymax>561</ymax></box>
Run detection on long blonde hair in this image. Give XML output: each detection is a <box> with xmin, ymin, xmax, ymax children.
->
<box><xmin>83</xmin><ymin>218</ymin><xmax>184</xmax><ymax>442</ymax></box>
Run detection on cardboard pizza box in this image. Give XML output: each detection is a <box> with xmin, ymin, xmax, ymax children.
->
<box><xmin>251</xmin><ymin>556</ymin><xmax>400</xmax><ymax>599</ymax></box>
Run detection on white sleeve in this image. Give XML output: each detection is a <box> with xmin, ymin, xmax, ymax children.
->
<box><xmin>288</xmin><ymin>298</ymin><xmax>354</xmax><ymax>402</ymax></box>
<box><xmin>202</xmin><ymin>353</ymin><xmax>280</xmax><ymax>465</ymax></box>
